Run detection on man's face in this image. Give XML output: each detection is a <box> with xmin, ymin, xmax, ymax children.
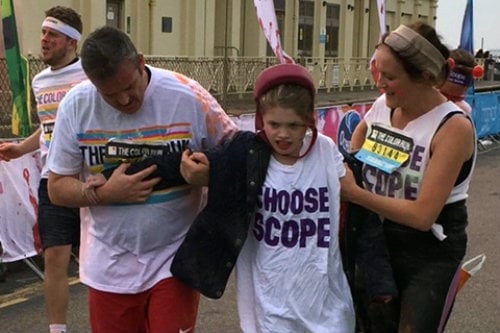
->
<box><xmin>40</xmin><ymin>27</ymin><xmax>74</xmax><ymax>69</ymax></box>
<box><xmin>93</xmin><ymin>57</ymin><xmax>148</xmax><ymax>115</ymax></box>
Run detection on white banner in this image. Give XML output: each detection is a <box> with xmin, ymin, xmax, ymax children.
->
<box><xmin>253</xmin><ymin>0</ymin><xmax>294</xmax><ymax>64</ymax></box>
<box><xmin>377</xmin><ymin>0</ymin><xmax>387</xmax><ymax>36</ymax></box>
<box><xmin>369</xmin><ymin>1</ymin><xmax>386</xmax><ymax>83</ymax></box>
<box><xmin>0</xmin><ymin>148</ymin><xmax>42</xmax><ymax>262</ymax></box>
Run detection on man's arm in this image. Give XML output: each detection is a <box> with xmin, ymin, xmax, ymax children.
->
<box><xmin>48</xmin><ymin>163</ymin><xmax>162</xmax><ymax>207</ymax></box>
<box><xmin>0</xmin><ymin>128</ymin><xmax>41</xmax><ymax>161</ymax></box>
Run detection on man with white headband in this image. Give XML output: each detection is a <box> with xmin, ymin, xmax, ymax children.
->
<box><xmin>0</xmin><ymin>6</ymin><xmax>86</xmax><ymax>333</ymax></box>
<box><xmin>42</xmin><ymin>16</ymin><xmax>82</xmax><ymax>42</ymax></box>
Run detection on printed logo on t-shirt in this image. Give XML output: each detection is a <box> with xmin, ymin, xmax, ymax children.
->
<box><xmin>104</xmin><ymin>139</ymin><xmax>172</xmax><ymax>164</ymax></box>
<box><xmin>36</xmin><ymin>88</ymin><xmax>69</xmax><ymax>108</ymax></box>
<box><xmin>253</xmin><ymin>186</ymin><xmax>330</xmax><ymax>248</ymax></box>
<box><xmin>361</xmin><ymin>143</ymin><xmax>426</xmax><ymax>200</ymax></box>
<box><xmin>77</xmin><ymin>125</ymin><xmax>192</xmax><ymax>173</ymax></box>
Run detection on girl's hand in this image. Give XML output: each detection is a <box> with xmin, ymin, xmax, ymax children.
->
<box><xmin>180</xmin><ymin>149</ymin><xmax>210</xmax><ymax>186</ymax></box>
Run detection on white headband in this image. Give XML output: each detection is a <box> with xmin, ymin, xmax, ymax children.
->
<box><xmin>42</xmin><ymin>16</ymin><xmax>81</xmax><ymax>41</ymax></box>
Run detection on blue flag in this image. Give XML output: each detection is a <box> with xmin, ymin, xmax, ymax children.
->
<box><xmin>459</xmin><ymin>0</ymin><xmax>473</xmax><ymax>53</ymax></box>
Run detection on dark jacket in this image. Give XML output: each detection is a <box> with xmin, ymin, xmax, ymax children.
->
<box><xmin>342</xmin><ymin>154</ymin><xmax>398</xmax><ymax>301</ymax></box>
<box><xmin>170</xmin><ymin>131</ymin><xmax>271</xmax><ymax>298</ymax></box>
<box><xmin>110</xmin><ymin>131</ymin><xmax>272</xmax><ymax>298</ymax></box>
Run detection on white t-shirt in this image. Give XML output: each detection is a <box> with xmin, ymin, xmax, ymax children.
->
<box><xmin>236</xmin><ymin>132</ymin><xmax>355</xmax><ymax>333</ymax></box>
<box><xmin>361</xmin><ymin>95</ymin><xmax>476</xmax><ymax>240</ymax></box>
<box><xmin>31</xmin><ymin>59</ymin><xmax>87</xmax><ymax>178</ymax></box>
<box><xmin>363</xmin><ymin>95</ymin><xmax>475</xmax><ymax>204</ymax></box>
<box><xmin>47</xmin><ymin>66</ymin><xmax>237</xmax><ymax>293</ymax></box>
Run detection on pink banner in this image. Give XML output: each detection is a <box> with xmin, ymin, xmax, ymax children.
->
<box><xmin>230</xmin><ymin>101</ymin><xmax>374</xmax><ymax>144</ymax></box>
<box><xmin>317</xmin><ymin>103</ymin><xmax>372</xmax><ymax>141</ymax></box>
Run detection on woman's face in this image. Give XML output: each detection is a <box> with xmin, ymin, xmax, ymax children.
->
<box><xmin>374</xmin><ymin>44</ymin><xmax>415</xmax><ymax>109</ymax></box>
<box><xmin>262</xmin><ymin>105</ymin><xmax>308</xmax><ymax>162</ymax></box>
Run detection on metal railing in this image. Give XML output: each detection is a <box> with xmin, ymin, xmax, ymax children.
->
<box><xmin>0</xmin><ymin>55</ymin><xmax>493</xmax><ymax>138</ymax></box>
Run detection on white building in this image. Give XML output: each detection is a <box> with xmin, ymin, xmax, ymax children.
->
<box><xmin>2</xmin><ymin>0</ymin><xmax>440</xmax><ymax>60</ymax></box>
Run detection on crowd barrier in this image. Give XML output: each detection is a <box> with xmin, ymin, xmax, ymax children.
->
<box><xmin>0</xmin><ymin>143</ymin><xmax>42</xmax><ymax>263</ymax></box>
<box><xmin>467</xmin><ymin>90</ymin><xmax>500</xmax><ymax>139</ymax></box>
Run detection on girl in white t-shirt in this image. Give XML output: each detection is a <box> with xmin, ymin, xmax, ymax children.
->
<box><xmin>181</xmin><ymin>63</ymin><xmax>355</xmax><ymax>333</ymax></box>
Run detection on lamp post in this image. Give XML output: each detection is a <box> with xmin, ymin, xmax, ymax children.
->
<box><xmin>222</xmin><ymin>0</ymin><xmax>229</xmax><ymax>110</ymax></box>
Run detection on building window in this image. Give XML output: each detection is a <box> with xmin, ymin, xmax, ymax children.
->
<box><xmin>325</xmin><ymin>4</ymin><xmax>339</xmax><ymax>57</ymax></box>
<box><xmin>298</xmin><ymin>0</ymin><xmax>314</xmax><ymax>57</ymax></box>
<box><xmin>162</xmin><ymin>17</ymin><xmax>173</xmax><ymax>33</ymax></box>
<box><xmin>275</xmin><ymin>0</ymin><xmax>285</xmax><ymax>13</ymax></box>
<box><xmin>106</xmin><ymin>0</ymin><xmax>123</xmax><ymax>29</ymax></box>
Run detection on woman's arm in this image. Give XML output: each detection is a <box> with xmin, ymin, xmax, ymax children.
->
<box><xmin>350</xmin><ymin>119</ymin><xmax>368</xmax><ymax>152</ymax></box>
<box><xmin>342</xmin><ymin>116</ymin><xmax>475</xmax><ymax>231</ymax></box>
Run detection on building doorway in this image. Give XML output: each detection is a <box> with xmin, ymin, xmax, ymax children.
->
<box><xmin>106</xmin><ymin>0</ymin><xmax>123</xmax><ymax>29</ymax></box>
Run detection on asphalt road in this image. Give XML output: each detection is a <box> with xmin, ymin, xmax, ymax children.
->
<box><xmin>0</xmin><ymin>144</ymin><xmax>499</xmax><ymax>333</ymax></box>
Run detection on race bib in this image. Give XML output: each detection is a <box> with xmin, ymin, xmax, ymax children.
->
<box><xmin>355</xmin><ymin>123</ymin><xmax>413</xmax><ymax>174</ymax></box>
<box><xmin>42</xmin><ymin>120</ymin><xmax>56</xmax><ymax>144</ymax></box>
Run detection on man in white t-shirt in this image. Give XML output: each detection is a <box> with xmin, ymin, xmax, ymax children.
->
<box><xmin>47</xmin><ymin>26</ymin><xmax>237</xmax><ymax>333</ymax></box>
<box><xmin>0</xmin><ymin>7</ymin><xmax>86</xmax><ymax>333</ymax></box>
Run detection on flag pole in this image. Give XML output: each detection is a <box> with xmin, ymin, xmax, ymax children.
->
<box><xmin>458</xmin><ymin>0</ymin><xmax>475</xmax><ymax>95</ymax></box>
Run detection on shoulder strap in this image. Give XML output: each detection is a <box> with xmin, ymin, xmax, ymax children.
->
<box><xmin>436</xmin><ymin>110</ymin><xmax>466</xmax><ymax>131</ymax></box>
<box><xmin>434</xmin><ymin>110</ymin><xmax>474</xmax><ymax>186</ymax></box>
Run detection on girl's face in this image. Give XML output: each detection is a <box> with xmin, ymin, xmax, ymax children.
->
<box><xmin>262</xmin><ymin>106</ymin><xmax>308</xmax><ymax>164</ymax></box>
<box><xmin>375</xmin><ymin>44</ymin><xmax>415</xmax><ymax>109</ymax></box>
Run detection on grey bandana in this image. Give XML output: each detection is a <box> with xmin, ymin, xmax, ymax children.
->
<box><xmin>384</xmin><ymin>25</ymin><xmax>446</xmax><ymax>78</ymax></box>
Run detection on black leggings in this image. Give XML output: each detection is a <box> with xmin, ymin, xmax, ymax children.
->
<box><xmin>369</xmin><ymin>201</ymin><xmax>468</xmax><ymax>333</ymax></box>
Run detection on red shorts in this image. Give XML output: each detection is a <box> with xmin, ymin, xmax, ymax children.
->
<box><xmin>88</xmin><ymin>277</ymin><xmax>200</xmax><ymax>333</ymax></box>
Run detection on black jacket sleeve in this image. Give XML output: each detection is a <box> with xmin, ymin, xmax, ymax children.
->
<box><xmin>101</xmin><ymin>152</ymin><xmax>186</xmax><ymax>190</ymax></box>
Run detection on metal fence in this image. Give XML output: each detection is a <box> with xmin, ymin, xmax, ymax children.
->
<box><xmin>0</xmin><ymin>57</ymin><xmax>46</xmax><ymax>138</ymax></box>
<box><xmin>0</xmin><ymin>55</ymin><xmax>490</xmax><ymax>138</ymax></box>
